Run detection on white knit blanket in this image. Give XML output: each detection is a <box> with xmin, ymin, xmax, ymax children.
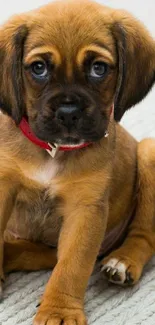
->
<box><xmin>0</xmin><ymin>0</ymin><xmax>155</xmax><ymax>324</ymax></box>
<box><xmin>1</xmin><ymin>258</ymin><xmax>155</xmax><ymax>325</ymax></box>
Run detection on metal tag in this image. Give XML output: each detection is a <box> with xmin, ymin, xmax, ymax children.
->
<box><xmin>46</xmin><ymin>143</ymin><xmax>59</xmax><ymax>158</ymax></box>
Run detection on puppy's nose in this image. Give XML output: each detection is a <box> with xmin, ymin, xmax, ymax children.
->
<box><xmin>56</xmin><ymin>104</ymin><xmax>81</xmax><ymax>127</ymax></box>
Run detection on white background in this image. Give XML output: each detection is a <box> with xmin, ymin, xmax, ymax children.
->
<box><xmin>0</xmin><ymin>0</ymin><xmax>154</xmax><ymax>34</ymax></box>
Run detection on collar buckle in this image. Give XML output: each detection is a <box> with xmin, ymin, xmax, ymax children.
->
<box><xmin>46</xmin><ymin>143</ymin><xmax>59</xmax><ymax>158</ymax></box>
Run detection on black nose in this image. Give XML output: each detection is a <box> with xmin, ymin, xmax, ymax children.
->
<box><xmin>55</xmin><ymin>104</ymin><xmax>81</xmax><ymax>127</ymax></box>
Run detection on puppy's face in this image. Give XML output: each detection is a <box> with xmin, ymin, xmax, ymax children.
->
<box><xmin>23</xmin><ymin>3</ymin><xmax>117</xmax><ymax>145</ymax></box>
<box><xmin>23</xmin><ymin>40</ymin><xmax>117</xmax><ymax>145</ymax></box>
<box><xmin>0</xmin><ymin>0</ymin><xmax>155</xmax><ymax>144</ymax></box>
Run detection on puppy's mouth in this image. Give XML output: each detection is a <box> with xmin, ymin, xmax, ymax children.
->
<box><xmin>55</xmin><ymin>136</ymin><xmax>85</xmax><ymax>146</ymax></box>
<box><xmin>33</xmin><ymin>125</ymin><xmax>106</xmax><ymax>147</ymax></box>
<box><xmin>31</xmin><ymin>111</ymin><xmax>108</xmax><ymax>146</ymax></box>
<box><xmin>29</xmin><ymin>99</ymin><xmax>111</xmax><ymax>146</ymax></box>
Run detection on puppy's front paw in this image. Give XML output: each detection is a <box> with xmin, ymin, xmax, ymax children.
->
<box><xmin>101</xmin><ymin>256</ymin><xmax>141</xmax><ymax>285</ymax></box>
<box><xmin>33</xmin><ymin>299</ymin><xmax>87</xmax><ymax>325</ymax></box>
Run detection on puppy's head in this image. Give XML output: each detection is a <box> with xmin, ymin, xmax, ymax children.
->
<box><xmin>0</xmin><ymin>0</ymin><xmax>155</xmax><ymax>145</ymax></box>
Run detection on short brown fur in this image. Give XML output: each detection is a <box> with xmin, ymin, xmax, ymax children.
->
<box><xmin>0</xmin><ymin>1</ymin><xmax>155</xmax><ymax>324</ymax></box>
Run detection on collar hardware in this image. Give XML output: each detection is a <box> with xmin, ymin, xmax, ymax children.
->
<box><xmin>46</xmin><ymin>143</ymin><xmax>59</xmax><ymax>158</ymax></box>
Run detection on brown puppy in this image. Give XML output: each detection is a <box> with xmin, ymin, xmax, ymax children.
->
<box><xmin>0</xmin><ymin>0</ymin><xmax>155</xmax><ymax>324</ymax></box>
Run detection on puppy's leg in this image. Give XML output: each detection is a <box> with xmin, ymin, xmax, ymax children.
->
<box><xmin>34</xmin><ymin>194</ymin><xmax>108</xmax><ymax>325</ymax></box>
<box><xmin>4</xmin><ymin>240</ymin><xmax>57</xmax><ymax>273</ymax></box>
<box><xmin>0</xmin><ymin>181</ymin><xmax>17</xmax><ymax>292</ymax></box>
<box><xmin>101</xmin><ymin>139</ymin><xmax>155</xmax><ymax>285</ymax></box>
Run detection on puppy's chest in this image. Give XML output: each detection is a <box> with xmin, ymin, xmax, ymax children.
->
<box><xmin>23</xmin><ymin>157</ymin><xmax>60</xmax><ymax>188</ymax></box>
<box><xmin>15</xmin><ymin>158</ymin><xmax>63</xmax><ymax>246</ymax></box>
<box><xmin>12</xmin><ymin>188</ymin><xmax>62</xmax><ymax>247</ymax></box>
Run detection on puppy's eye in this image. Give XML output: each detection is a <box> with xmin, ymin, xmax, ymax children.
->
<box><xmin>90</xmin><ymin>61</ymin><xmax>107</xmax><ymax>78</ymax></box>
<box><xmin>31</xmin><ymin>61</ymin><xmax>48</xmax><ymax>78</ymax></box>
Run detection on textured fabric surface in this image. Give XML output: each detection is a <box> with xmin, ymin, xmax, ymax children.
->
<box><xmin>1</xmin><ymin>259</ymin><xmax>155</xmax><ymax>325</ymax></box>
<box><xmin>0</xmin><ymin>0</ymin><xmax>155</xmax><ymax>324</ymax></box>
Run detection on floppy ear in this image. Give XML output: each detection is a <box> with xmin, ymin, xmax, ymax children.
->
<box><xmin>0</xmin><ymin>16</ymin><xmax>28</xmax><ymax>124</ymax></box>
<box><xmin>112</xmin><ymin>11</ymin><xmax>155</xmax><ymax>121</ymax></box>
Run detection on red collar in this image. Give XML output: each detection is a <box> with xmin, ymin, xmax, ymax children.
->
<box><xmin>19</xmin><ymin>104</ymin><xmax>114</xmax><ymax>158</ymax></box>
<box><xmin>19</xmin><ymin>118</ymin><xmax>92</xmax><ymax>158</ymax></box>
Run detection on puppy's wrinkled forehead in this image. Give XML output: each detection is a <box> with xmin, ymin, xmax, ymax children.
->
<box><xmin>24</xmin><ymin>0</ymin><xmax>116</xmax><ymax>73</ymax></box>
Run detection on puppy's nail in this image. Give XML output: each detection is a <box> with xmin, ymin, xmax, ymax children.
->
<box><xmin>111</xmin><ymin>269</ymin><xmax>117</xmax><ymax>276</ymax></box>
<box><xmin>125</xmin><ymin>272</ymin><xmax>134</xmax><ymax>285</ymax></box>
<box><xmin>111</xmin><ymin>272</ymin><xmax>121</xmax><ymax>282</ymax></box>
<box><xmin>100</xmin><ymin>265</ymin><xmax>105</xmax><ymax>272</ymax></box>
<box><xmin>104</xmin><ymin>131</ymin><xmax>109</xmax><ymax>138</ymax></box>
<box><xmin>101</xmin><ymin>266</ymin><xmax>111</xmax><ymax>273</ymax></box>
